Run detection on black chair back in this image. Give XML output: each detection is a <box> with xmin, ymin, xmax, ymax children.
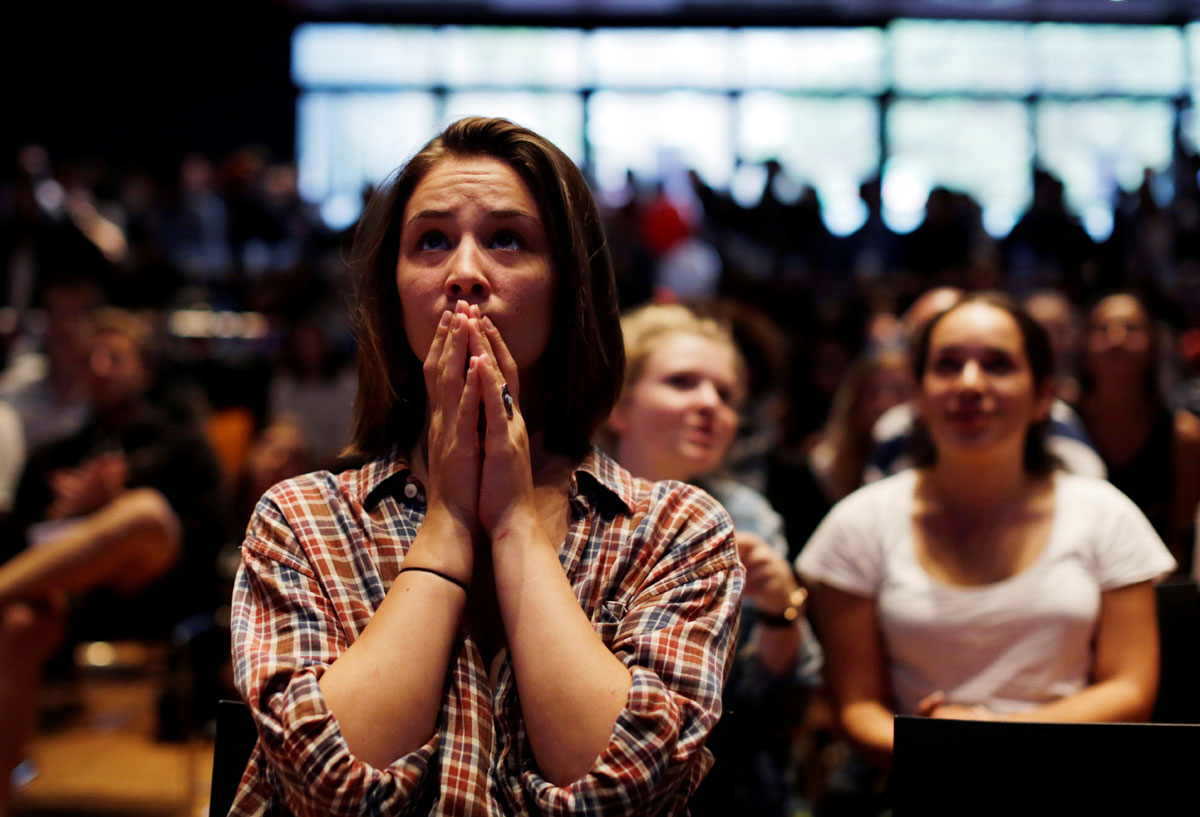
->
<box><xmin>209</xmin><ymin>698</ymin><xmax>258</xmax><ymax>817</ymax></box>
<box><xmin>893</xmin><ymin>715</ymin><xmax>1200</xmax><ymax>816</ymax></box>
<box><xmin>1153</xmin><ymin>579</ymin><xmax>1200</xmax><ymax>724</ymax></box>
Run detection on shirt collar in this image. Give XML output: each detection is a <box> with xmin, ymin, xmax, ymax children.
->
<box><xmin>572</xmin><ymin>447</ymin><xmax>638</xmax><ymax>515</ymax></box>
<box><xmin>359</xmin><ymin>445</ymin><xmax>413</xmax><ymax>507</ymax></box>
<box><xmin>357</xmin><ymin>445</ymin><xmax>638</xmax><ymax>514</ymax></box>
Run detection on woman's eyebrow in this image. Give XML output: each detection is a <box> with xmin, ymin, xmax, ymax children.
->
<box><xmin>407</xmin><ymin>208</ymin><xmax>450</xmax><ymax>224</ymax></box>
<box><xmin>406</xmin><ymin>207</ymin><xmax>540</xmax><ymax>225</ymax></box>
<box><xmin>488</xmin><ymin>208</ymin><xmax>540</xmax><ymax>224</ymax></box>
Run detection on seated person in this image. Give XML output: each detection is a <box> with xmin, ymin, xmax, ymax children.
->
<box><xmin>798</xmin><ymin>294</ymin><xmax>1173</xmax><ymax>810</ymax></box>
<box><xmin>0</xmin><ymin>308</ymin><xmax>226</xmax><ymax>810</ymax></box>
<box><xmin>1077</xmin><ymin>291</ymin><xmax>1200</xmax><ymax>572</ymax></box>
<box><xmin>230</xmin><ymin>118</ymin><xmax>742</xmax><ymax>815</ymax></box>
<box><xmin>866</xmin><ymin>287</ymin><xmax>1105</xmax><ymax>482</ymax></box>
<box><xmin>606</xmin><ymin>302</ymin><xmax>822</xmax><ymax>817</ymax></box>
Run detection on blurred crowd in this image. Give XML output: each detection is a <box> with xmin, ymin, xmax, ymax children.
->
<box><xmin>1</xmin><ymin>138</ymin><xmax>1199</xmax><ymax>812</ymax></box>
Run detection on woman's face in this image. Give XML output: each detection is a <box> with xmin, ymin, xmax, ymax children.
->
<box><xmin>855</xmin><ymin>359</ymin><xmax>914</xmax><ymax>434</ymax></box>
<box><xmin>610</xmin><ymin>332</ymin><xmax>743</xmax><ymax>482</ymax></box>
<box><xmin>395</xmin><ymin>156</ymin><xmax>555</xmax><ymax>374</ymax></box>
<box><xmin>917</xmin><ymin>303</ymin><xmax>1050</xmax><ymax>460</ymax></box>
<box><xmin>1085</xmin><ymin>294</ymin><xmax>1153</xmax><ymax>386</ymax></box>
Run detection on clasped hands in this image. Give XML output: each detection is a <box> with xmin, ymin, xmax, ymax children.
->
<box><xmin>46</xmin><ymin>452</ymin><xmax>129</xmax><ymax>520</ymax></box>
<box><xmin>420</xmin><ymin>300</ymin><xmax>539</xmax><ymax>582</ymax></box>
<box><xmin>916</xmin><ymin>690</ymin><xmax>999</xmax><ymax>721</ymax></box>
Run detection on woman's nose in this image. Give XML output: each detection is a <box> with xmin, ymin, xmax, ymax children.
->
<box><xmin>958</xmin><ymin>360</ymin><xmax>983</xmax><ymax>389</ymax></box>
<box><xmin>444</xmin><ymin>241</ymin><xmax>490</xmax><ymax>302</ymax></box>
<box><xmin>695</xmin><ymin>380</ymin><xmax>722</xmax><ymax>408</ymax></box>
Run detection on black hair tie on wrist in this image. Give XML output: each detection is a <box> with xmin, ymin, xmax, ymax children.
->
<box><xmin>398</xmin><ymin>566</ymin><xmax>469</xmax><ymax>592</ymax></box>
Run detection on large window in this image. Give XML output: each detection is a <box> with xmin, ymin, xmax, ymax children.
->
<box><xmin>293</xmin><ymin>22</ymin><xmax>1196</xmax><ymax>239</ymax></box>
<box><xmin>886</xmin><ymin>99</ymin><xmax>1032</xmax><ymax>236</ymax></box>
<box><xmin>737</xmin><ymin>94</ymin><xmax>880</xmax><ymax>235</ymax></box>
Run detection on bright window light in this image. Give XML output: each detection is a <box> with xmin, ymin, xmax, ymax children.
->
<box><xmin>442</xmin><ymin>92</ymin><xmax>584</xmax><ymax>163</ymax></box>
<box><xmin>292</xmin><ymin>24</ymin><xmax>440</xmax><ymax>87</ymax></box>
<box><xmin>891</xmin><ymin>20</ymin><xmax>1034</xmax><ymax>95</ymax></box>
<box><xmin>588</xmin><ymin>29</ymin><xmax>733</xmax><ymax>89</ymax></box>
<box><xmin>588</xmin><ymin>91</ymin><xmax>732</xmax><ymax>194</ymax></box>
<box><xmin>737</xmin><ymin>28</ymin><xmax>886</xmax><ymax>92</ymax></box>
<box><xmin>440</xmin><ymin>27</ymin><xmax>585</xmax><ymax>89</ymax></box>
<box><xmin>1037</xmin><ymin>99</ymin><xmax>1174</xmax><ymax>238</ymax></box>
<box><xmin>886</xmin><ymin>98</ymin><xmax>1032</xmax><ymax>235</ymax></box>
<box><xmin>1035</xmin><ymin>24</ymin><xmax>1185</xmax><ymax>95</ymax></box>
<box><xmin>296</xmin><ymin>91</ymin><xmax>438</xmax><ymax>228</ymax></box>
<box><xmin>737</xmin><ymin>92</ymin><xmax>880</xmax><ymax>235</ymax></box>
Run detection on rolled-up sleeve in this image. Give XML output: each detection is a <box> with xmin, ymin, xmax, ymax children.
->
<box><xmin>231</xmin><ymin>503</ymin><xmax>436</xmax><ymax>817</ymax></box>
<box><xmin>518</xmin><ymin>498</ymin><xmax>744</xmax><ymax>817</ymax></box>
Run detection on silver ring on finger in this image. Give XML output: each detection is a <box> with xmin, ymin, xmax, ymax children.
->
<box><xmin>501</xmin><ymin>383</ymin><xmax>514</xmax><ymax>420</ymax></box>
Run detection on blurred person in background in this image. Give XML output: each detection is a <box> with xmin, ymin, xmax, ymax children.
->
<box><xmin>1023</xmin><ymin>288</ymin><xmax>1084</xmax><ymax>405</ymax></box>
<box><xmin>0</xmin><ymin>276</ymin><xmax>101</xmax><ymax>451</ymax></box>
<box><xmin>1077</xmin><ymin>291</ymin><xmax>1200</xmax><ymax>572</ymax></box>
<box><xmin>606</xmin><ymin>302</ymin><xmax>822</xmax><ymax>817</ymax></box>
<box><xmin>768</xmin><ymin>346</ymin><xmax>915</xmax><ymax>559</ymax></box>
<box><xmin>234</xmin><ymin>414</ymin><xmax>313</xmax><ymax>530</ymax></box>
<box><xmin>0</xmin><ymin>308</ymin><xmax>227</xmax><ymax>812</ymax></box>
<box><xmin>266</xmin><ymin>314</ymin><xmax>357</xmax><ymax>470</ymax></box>
<box><xmin>2</xmin><ymin>308</ymin><xmax>227</xmax><ymax>634</ymax></box>
<box><xmin>0</xmin><ymin>147</ymin><xmax>115</xmax><ymax>323</ymax></box>
<box><xmin>799</xmin><ymin>293</ymin><xmax>1172</xmax><ymax>816</ymax></box>
<box><xmin>866</xmin><ymin>286</ymin><xmax>1105</xmax><ymax>482</ymax></box>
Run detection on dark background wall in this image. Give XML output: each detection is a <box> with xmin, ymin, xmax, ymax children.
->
<box><xmin>2</xmin><ymin>7</ymin><xmax>298</xmax><ymax>170</ymax></box>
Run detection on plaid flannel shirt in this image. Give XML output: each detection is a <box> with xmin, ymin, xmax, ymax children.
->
<box><xmin>230</xmin><ymin>446</ymin><xmax>742</xmax><ymax>816</ymax></box>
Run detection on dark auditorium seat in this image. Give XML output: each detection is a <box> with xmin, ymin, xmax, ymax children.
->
<box><xmin>1153</xmin><ymin>579</ymin><xmax>1200</xmax><ymax>725</ymax></box>
<box><xmin>209</xmin><ymin>699</ymin><xmax>258</xmax><ymax>817</ymax></box>
<box><xmin>892</xmin><ymin>715</ymin><xmax>1200</xmax><ymax>816</ymax></box>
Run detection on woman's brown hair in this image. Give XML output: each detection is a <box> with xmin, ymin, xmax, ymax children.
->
<box><xmin>347</xmin><ymin>117</ymin><xmax>624</xmax><ymax>459</ymax></box>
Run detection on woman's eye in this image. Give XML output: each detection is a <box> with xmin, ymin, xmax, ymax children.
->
<box><xmin>665</xmin><ymin>373</ymin><xmax>699</xmax><ymax>390</ymax></box>
<box><xmin>984</xmin><ymin>357</ymin><xmax>1017</xmax><ymax>374</ymax></box>
<box><xmin>416</xmin><ymin>231</ymin><xmax>449</xmax><ymax>251</ymax></box>
<box><xmin>931</xmin><ymin>357</ymin><xmax>960</xmax><ymax>375</ymax></box>
<box><xmin>490</xmin><ymin>230</ymin><xmax>522</xmax><ymax>251</ymax></box>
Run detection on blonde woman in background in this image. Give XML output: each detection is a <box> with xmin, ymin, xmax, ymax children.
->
<box><xmin>607</xmin><ymin>302</ymin><xmax>822</xmax><ymax>817</ymax></box>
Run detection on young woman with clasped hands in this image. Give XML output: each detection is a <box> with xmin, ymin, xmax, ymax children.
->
<box><xmin>797</xmin><ymin>293</ymin><xmax>1174</xmax><ymax>768</ymax></box>
<box><xmin>230</xmin><ymin>119</ymin><xmax>743</xmax><ymax>817</ymax></box>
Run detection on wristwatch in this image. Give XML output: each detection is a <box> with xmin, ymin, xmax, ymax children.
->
<box><xmin>757</xmin><ymin>587</ymin><xmax>808</xmax><ymax>628</ymax></box>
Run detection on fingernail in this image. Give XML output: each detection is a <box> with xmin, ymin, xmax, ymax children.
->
<box><xmin>482</xmin><ymin>316</ymin><xmax>494</xmax><ymax>330</ymax></box>
<box><xmin>456</xmin><ymin>299</ymin><xmax>469</xmax><ymax>313</ymax></box>
<box><xmin>470</xmin><ymin>304</ymin><xmax>481</xmax><ymax>318</ymax></box>
<box><xmin>439</xmin><ymin>311</ymin><xmax>452</xmax><ymax>328</ymax></box>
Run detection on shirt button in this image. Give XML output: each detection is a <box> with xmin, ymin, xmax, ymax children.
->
<box><xmin>404</xmin><ymin>482</ymin><xmax>418</xmax><ymax>499</ymax></box>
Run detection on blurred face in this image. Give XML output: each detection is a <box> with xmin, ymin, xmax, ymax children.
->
<box><xmin>917</xmin><ymin>303</ymin><xmax>1050</xmax><ymax>460</ymax></box>
<box><xmin>855</xmin><ymin>360</ymin><xmax>914</xmax><ymax>433</ymax></box>
<box><xmin>1085</xmin><ymin>295</ymin><xmax>1152</xmax><ymax>385</ymax></box>
<box><xmin>610</xmin><ymin>332</ymin><xmax>743</xmax><ymax>482</ymax></box>
<box><xmin>396</xmin><ymin>156</ymin><xmax>555</xmax><ymax>375</ymax></box>
<box><xmin>88</xmin><ymin>331</ymin><xmax>149</xmax><ymax>412</ymax></box>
